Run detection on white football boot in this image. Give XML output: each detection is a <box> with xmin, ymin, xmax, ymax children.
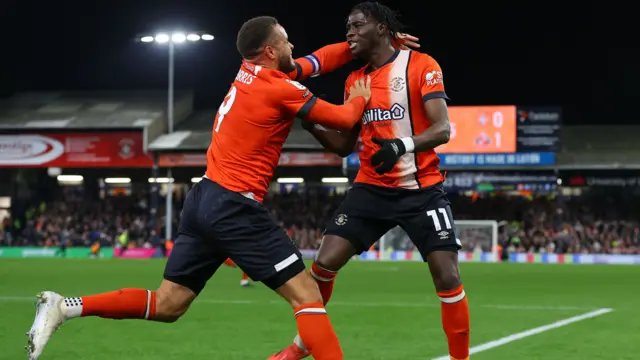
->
<box><xmin>26</xmin><ymin>291</ymin><xmax>67</xmax><ymax>359</ymax></box>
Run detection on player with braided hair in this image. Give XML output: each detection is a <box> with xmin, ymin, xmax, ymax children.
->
<box><xmin>269</xmin><ymin>2</ymin><xmax>470</xmax><ymax>359</ymax></box>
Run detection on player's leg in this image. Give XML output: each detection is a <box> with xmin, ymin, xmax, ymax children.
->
<box><xmin>269</xmin><ymin>266</ymin><xmax>343</xmax><ymax>360</ymax></box>
<box><xmin>224</xmin><ymin>258</ymin><xmax>237</xmax><ymax>267</ymax></box>
<box><xmin>26</xmin><ymin>182</ymin><xmax>223</xmax><ymax>360</ymax></box>
<box><xmin>427</xmin><ymin>250</ymin><xmax>468</xmax><ymax>360</ymax></box>
<box><xmin>213</xmin><ymin>191</ymin><xmax>345</xmax><ymax>360</ymax></box>
<box><xmin>240</xmin><ymin>272</ymin><xmax>250</xmax><ymax>287</ymax></box>
<box><xmin>400</xmin><ymin>186</ymin><xmax>469</xmax><ymax>360</ymax></box>
<box><xmin>26</xmin><ymin>235</ymin><xmax>221</xmax><ymax>360</ymax></box>
<box><xmin>271</xmin><ymin>185</ymin><xmax>395</xmax><ymax>359</ymax></box>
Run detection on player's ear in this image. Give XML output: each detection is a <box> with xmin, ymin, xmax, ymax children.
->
<box><xmin>377</xmin><ymin>23</ymin><xmax>386</xmax><ymax>36</ymax></box>
<box><xmin>264</xmin><ymin>45</ymin><xmax>277</xmax><ymax>61</ymax></box>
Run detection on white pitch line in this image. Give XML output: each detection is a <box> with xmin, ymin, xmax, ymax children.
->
<box><xmin>0</xmin><ymin>295</ymin><xmax>601</xmax><ymax>312</ymax></box>
<box><xmin>431</xmin><ymin>308</ymin><xmax>614</xmax><ymax>360</ymax></box>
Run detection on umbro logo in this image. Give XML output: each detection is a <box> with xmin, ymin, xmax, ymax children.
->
<box><xmin>391</xmin><ymin>143</ymin><xmax>399</xmax><ymax>155</ymax></box>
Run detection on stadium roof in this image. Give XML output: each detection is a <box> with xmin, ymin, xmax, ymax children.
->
<box><xmin>0</xmin><ymin>91</ymin><xmax>193</xmax><ymax>131</ymax></box>
<box><xmin>148</xmin><ymin>110</ymin><xmax>319</xmax><ymax>151</ymax></box>
<box><xmin>150</xmin><ymin>113</ymin><xmax>640</xmax><ymax>169</ymax></box>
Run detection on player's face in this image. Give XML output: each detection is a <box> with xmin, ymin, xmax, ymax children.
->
<box><xmin>346</xmin><ymin>10</ymin><xmax>383</xmax><ymax>58</ymax></box>
<box><xmin>271</xmin><ymin>24</ymin><xmax>296</xmax><ymax>73</ymax></box>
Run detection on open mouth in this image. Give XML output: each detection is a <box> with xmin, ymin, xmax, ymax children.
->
<box><xmin>348</xmin><ymin>41</ymin><xmax>358</xmax><ymax>50</ymax></box>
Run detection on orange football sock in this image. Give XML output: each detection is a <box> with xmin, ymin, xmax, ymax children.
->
<box><xmin>241</xmin><ymin>272</ymin><xmax>249</xmax><ymax>281</ymax></box>
<box><xmin>224</xmin><ymin>258</ymin><xmax>237</xmax><ymax>267</ymax></box>
<box><xmin>61</xmin><ymin>288</ymin><xmax>156</xmax><ymax>320</ymax></box>
<box><xmin>294</xmin><ymin>302</ymin><xmax>343</xmax><ymax>360</ymax></box>
<box><xmin>437</xmin><ymin>285</ymin><xmax>470</xmax><ymax>360</ymax></box>
<box><xmin>310</xmin><ymin>261</ymin><xmax>337</xmax><ymax>305</ymax></box>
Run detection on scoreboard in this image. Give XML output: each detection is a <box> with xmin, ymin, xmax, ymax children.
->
<box><xmin>436</xmin><ymin>106</ymin><xmax>517</xmax><ymax>154</ymax></box>
<box><xmin>436</xmin><ymin>105</ymin><xmax>561</xmax><ymax>154</ymax></box>
<box><xmin>345</xmin><ymin>105</ymin><xmax>561</xmax><ymax>168</ymax></box>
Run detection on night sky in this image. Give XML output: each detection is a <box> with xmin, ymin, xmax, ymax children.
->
<box><xmin>5</xmin><ymin>1</ymin><xmax>620</xmax><ymax>125</ymax></box>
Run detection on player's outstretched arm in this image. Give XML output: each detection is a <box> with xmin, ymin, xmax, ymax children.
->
<box><xmin>304</xmin><ymin>97</ymin><xmax>366</xmax><ymax>131</ymax></box>
<box><xmin>300</xmin><ymin>78</ymin><xmax>365</xmax><ymax>157</ymax></box>
<box><xmin>288</xmin><ymin>42</ymin><xmax>352</xmax><ymax>81</ymax></box>
<box><xmin>304</xmin><ymin>77</ymin><xmax>371</xmax><ymax>130</ymax></box>
<box><xmin>288</xmin><ymin>34</ymin><xmax>420</xmax><ymax>81</ymax></box>
<box><xmin>281</xmin><ymin>77</ymin><xmax>369</xmax><ymax>131</ymax></box>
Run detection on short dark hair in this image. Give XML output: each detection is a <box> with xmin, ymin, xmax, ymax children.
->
<box><xmin>351</xmin><ymin>2</ymin><xmax>406</xmax><ymax>38</ymax></box>
<box><xmin>236</xmin><ymin>16</ymin><xmax>279</xmax><ymax>59</ymax></box>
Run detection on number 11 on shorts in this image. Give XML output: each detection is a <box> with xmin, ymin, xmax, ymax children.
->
<box><xmin>426</xmin><ymin>208</ymin><xmax>452</xmax><ymax>231</ymax></box>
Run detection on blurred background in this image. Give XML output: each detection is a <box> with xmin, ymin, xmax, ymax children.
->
<box><xmin>1</xmin><ymin>0</ymin><xmax>634</xmax><ymax>263</ymax></box>
<box><xmin>2</xmin><ymin>1</ymin><xmax>638</xmax><ymax>359</ymax></box>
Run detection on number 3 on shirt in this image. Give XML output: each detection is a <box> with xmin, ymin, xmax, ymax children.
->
<box><xmin>214</xmin><ymin>86</ymin><xmax>237</xmax><ymax>132</ymax></box>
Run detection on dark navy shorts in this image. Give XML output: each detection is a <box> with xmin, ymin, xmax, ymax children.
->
<box><xmin>163</xmin><ymin>178</ymin><xmax>305</xmax><ymax>293</ymax></box>
<box><xmin>324</xmin><ymin>182</ymin><xmax>460</xmax><ymax>259</ymax></box>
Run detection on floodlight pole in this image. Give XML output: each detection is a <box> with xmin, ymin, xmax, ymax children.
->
<box><xmin>165</xmin><ymin>41</ymin><xmax>175</xmax><ymax>243</ymax></box>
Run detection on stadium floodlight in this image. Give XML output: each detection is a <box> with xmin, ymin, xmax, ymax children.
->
<box><xmin>57</xmin><ymin>175</ymin><xmax>83</xmax><ymax>183</ymax></box>
<box><xmin>321</xmin><ymin>177</ymin><xmax>349</xmax><ymax>184</ymax></box>
<box><xmin>277</xmin><ymin>177</ymin><xmax>305</xmax><ymax>184</ymax></box>
<box><xmin>171</xmin><ymin>32</ymin><xmax>186</xmax><ymax>43</ymax></box>
<box><xmin>138</xmin><ymin>31</ymin><xmax>213</xmax><ymax>45</ymax></box>
<box><xmin>137</xmin><ymin>30</ymin><xmax>213</xmax><ymax>242</ymax></box>
<box><xmin>154</xmin><ymin>33</ymin><xmax>170</xmax><ymax>43</ymax></box>
<box><xmin>148</xmin><ymin>177</ymin><xmax>174</xmax><ymax>183</ymax></box>
<box><xmin>104</xmin><ymin>177</ymin><xmax>132</xmax><ymax>184</ymax></box>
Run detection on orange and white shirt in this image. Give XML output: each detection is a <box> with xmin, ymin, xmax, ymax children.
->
<box><xmin>347</xmin><ymin>49</ymin><xmax>449</xmax><ymax>189</ymax></box>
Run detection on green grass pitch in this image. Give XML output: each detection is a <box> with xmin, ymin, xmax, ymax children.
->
<box><xmin>1</xmin><ymin>258</ymin><xmax>638</xmax><ymax>359</ymax></box>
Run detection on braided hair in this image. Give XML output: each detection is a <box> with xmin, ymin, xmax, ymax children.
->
<box><xmin>350</xmin><ymin>2</ymin><xmax>406</xmax><ymax>39</ymax></box>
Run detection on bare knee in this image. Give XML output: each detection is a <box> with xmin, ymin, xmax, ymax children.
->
<box><xmin>277</xmin><ymin>270</ymin><xmax>323</xmax><ymax>309</ymax></box>
<box><xmin>154</xmin><ymin>280</ymin><xmax>197</xmax><ymax>323</ymax></box>
<box><xmin>427</xmin><ymin>250</ymin><xmax>462</xmax><ymax>291</ymax></box>
<box><xmin>315</xmin><ymin>235</ymin><xmax>357</xmax><ymax>272</ymax></box>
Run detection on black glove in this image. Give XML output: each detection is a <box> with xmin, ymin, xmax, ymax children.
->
<box><xmin>370</xmin><ymin>137</ymin><xmax>406</xmax><ymax>174</ymax></box>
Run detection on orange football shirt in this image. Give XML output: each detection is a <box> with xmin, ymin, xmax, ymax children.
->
<box><xmin>205</xmin><ymin>43</ymin><xmax>365</xmax><ymax>202</ymax></box>
<box><xmin>348</xmin><ymin>50</ymin><xmax>449</xmax><ymax>189</ymax></box>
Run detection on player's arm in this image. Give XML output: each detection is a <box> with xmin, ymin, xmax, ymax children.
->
<box><xmin>411</xmin><ymin>58</ymin><xmax>451</xmax><ymax>152</ymax></box>
<box><xmin>301</xmin><ymin>78</ymin><xmax>362</xmax><ymax>157</ymax></box>
<box><xmin>370</xmin><ymin>57</ymin><xmax>451</xmax><ymax>174</ymax></box>
<box><xmin>288</xmin><ymin>42</ymin><xmax>352</xmax><ymax>81</ymax></box>
<box><xmin>303</xmin><ymin>122</ymin><xmax>362</xmax><ymax>157</ymax></box>
<box><xmin>282</xmin><ymin>78</ymin><xmax>370</xmax><ymax>131</ymax></box>
<box><xmin>287</xmin><ymin>34</ymin><xmax>421</xmax><ymax>81</ymax></box>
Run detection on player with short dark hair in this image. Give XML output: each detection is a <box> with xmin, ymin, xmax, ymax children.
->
<box><xmin>26</xmin><ymin>15</ymin><xmax>384</xmax><ymax>360</ymax></box>
<box><xmin>270</xmin><ymin>3</ymin><xmax>470</xmax><ymax>360</ymax></box>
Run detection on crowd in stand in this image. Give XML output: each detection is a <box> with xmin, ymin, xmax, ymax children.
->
<box><xmin>1</xmin><ymin>187</ymin><xmax>639</xmax><ymax>255</ymax></box>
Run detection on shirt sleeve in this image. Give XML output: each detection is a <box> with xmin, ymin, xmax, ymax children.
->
<box><xmin>288</xmin><ymin>42</ymin><xmax>353</xmax><ymax>81</ymax></box>
<box><xmin>280</xmin><ymin>79</ymin><xmax>318</xmax><ymax>119</ymax></box>
<box><xmin>418</xmin><ymin>55</ymin><xmax>450</xmax><ymax>103</ymax></box>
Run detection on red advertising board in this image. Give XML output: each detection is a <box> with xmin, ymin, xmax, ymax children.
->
<box><xmin>158</xmin><ymin>152</ymin><xmax>343</xmax><ymax>167</ymax></box>
<box><xmin>0</xmin><ymin>132</ymin><xmax>153</xmax><ymax>167</ymax></box>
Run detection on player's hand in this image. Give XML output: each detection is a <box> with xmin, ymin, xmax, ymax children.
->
<box><xmin>347</xmin><ymin>76</ymin><xmax>372</xmax><ymax>104</ymax></box>
<box><xmin>370</xmin><ymin>138</ymin><xmax>406</xmax><ymax>174</ymax></box>
<box><xmin>393</xmin><ymin>33</ymin><xmax>420</xmax><ymax>50</ymax></box>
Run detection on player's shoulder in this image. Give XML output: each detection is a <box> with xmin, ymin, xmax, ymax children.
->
<box><xmin>409</xmin><ymin>50</ymin><xmax>440</xmax><ymax>67</ymax></box>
